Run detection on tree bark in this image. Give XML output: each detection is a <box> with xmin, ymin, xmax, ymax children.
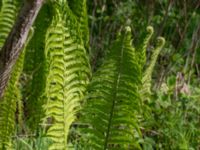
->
<box><xmin>0</xmin><ymin>0</ymin><xmax>45</xmax><ymax>98</ymax></box>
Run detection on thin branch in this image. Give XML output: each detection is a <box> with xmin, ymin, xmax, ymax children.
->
<box><xmin>0</xmin><ymin>0</ymin><xmax>45</xmax><ymax>98</ymax></box>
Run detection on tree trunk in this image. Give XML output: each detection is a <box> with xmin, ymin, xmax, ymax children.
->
<box><xmin>0</xmin><ymin>0</ymin><xmax>45</xmax><ymax>98</ymax></box>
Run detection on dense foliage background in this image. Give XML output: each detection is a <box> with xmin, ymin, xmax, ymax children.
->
<box><xmin>0</xmin><ymin>0</ymin><xmax>199</xmax><ymax>149</ymax></box>
<box><xmin>89</xmin><ymin>0</ymin><xmax>200</xmax><ymax>75</ymax></box>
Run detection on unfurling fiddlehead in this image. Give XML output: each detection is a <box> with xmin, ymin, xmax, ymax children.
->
<box><xmin>136</xmin><ymin>26</ymin><xmax>154</xmax><ymax>70</ymax></box>
<box><xmin>142</xmin><ymin>37</ymin><xmax>165</xmax><ymax>95</ymax></box>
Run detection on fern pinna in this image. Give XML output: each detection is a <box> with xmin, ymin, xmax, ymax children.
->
<box><xmin>43</xmin><ymin>1</ymin><xmax>91</xmax><ymax>149</ymax></box>
<box><xmin>0</xmin><ymin>0</ymin><xmax>19</xmax><ymax>47</ymax></box>
<box><xmin>78</xmin><ymin>27</ymin><xmax>142</xmax><ymax>149</ymax></box>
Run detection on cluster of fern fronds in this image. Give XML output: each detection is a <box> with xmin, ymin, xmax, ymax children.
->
<box><xmin>3</xmin><ymin>0</ymin><xmax>199</xmax><ymax>150</ymax></box>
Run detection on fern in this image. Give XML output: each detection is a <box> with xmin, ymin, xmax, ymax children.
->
<box><xmin>0</xmin><ymin>0</ymin><xmax>20</xmax><ymax>49</ymax></box>
<box><xmin>43</xmin><ymin>1</ymin><xmax>90</xmax><ymax>149</ymax></box>
<box><xmin>136</xmin><ymin>26</ymin><xmax>154</xmax><ymax>70</ymax></box>
<box><xmin>23</xmin><ymin>3</ymin><xmax>53</xmax><ymax>131</ymax></box>
<box><xmin>78</xmin><ymin>27</ymin><xmax>142</xmax><ymax>149</ymax></box>
<box><xmin>0</xmin><ymin>1</ymin><xmax>22</xmax><ymax>148</ymax></box>
<box><xmin>0</xmin><ymin>23</ymin><xmax>34</xmax><ymax>150</ymax></box>
<box><xmin>0</xmin><ymin>0</ymin><xmax>34</xmax><ymax>144</ymax></box>
<box><xmin>0</xmin><ymin>49</ymin><xmax>25</xmax><ymax>150</ymax></box>
<box><xmin>142</xmin><ymin>37</ymin><xmax>165</xmax><ymax>96</ymax></box>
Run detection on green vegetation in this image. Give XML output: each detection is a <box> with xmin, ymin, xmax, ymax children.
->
<box><xmin>0</xmin><ymin>0</ymin><xmax>199</xmax><ymax>149</ymax></box>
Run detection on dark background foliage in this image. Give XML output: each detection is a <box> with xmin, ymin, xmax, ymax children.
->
<box><xmin>88</xmin><ymin>0</ymin><xmax>200</xmax><ymax>81</ymax></box>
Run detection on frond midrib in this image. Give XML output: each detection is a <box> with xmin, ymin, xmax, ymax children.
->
<box><xmin>103</xmin><ymin>36</ymin><xmax>126</xmax><ymax>149</ymax></box>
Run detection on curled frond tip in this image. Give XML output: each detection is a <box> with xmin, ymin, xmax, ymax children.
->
<box><xmin>156</xmin><ymin>37</ymin><xmax>165</xmax><ymax>47</ymax></box>
<box><xmin>125</xmin><ymin>26</ymin><xmax>131</xmax><ymax>32</ymax></box>
<box><xmin>146</xmin><ymin>26</ymin><xmax>154</xmax><ymax>34</ymax></box>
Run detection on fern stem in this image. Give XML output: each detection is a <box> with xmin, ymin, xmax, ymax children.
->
<box><xmin>104</xmin><ymin>31</ymin><xmax>126</xmax><ymax>149</ymax></box>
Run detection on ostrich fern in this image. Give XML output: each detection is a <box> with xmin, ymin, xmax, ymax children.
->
<box><xmin>0</xmin><ymin>0</ymin><xmax>22</xmax><ymax>149</ymax></box>
<box><xmin>43</xmin><ymin>1</ymin><xmax>90</xmax><ymax>149</ymax></box>
<box><xmin>0</xmin><ymin>27</ymin><xmax>34</xmax><ymax>150</ymax></box>
<box><xmin>0</xmin><ymin>0</ymin><xmax>20</xmax><ymax>48</ymax></box>
<box><xmin>136</xmin><ymin>26</ymin><xmax>154</xmax><ymax>70</ymax></box>
<box><xmin>23</xmin><ymin>3</ymin><xmax>53</xmax><ymax>131</ymax></box>
<box><xmin>78</xmin><ymin>27</ymin><xmax>142</xmax><ymax>149</ymax></box>
<box><xmin>142</xmin><ymin>37</ymin><xmax>165</xmax><ymax>96</ymax></box>
<box><xmin>0</xmin><ymin>51</ymin><xmax>25</xmax><ymax>149</ymax></box>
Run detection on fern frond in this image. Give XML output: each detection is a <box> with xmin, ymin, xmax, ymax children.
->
<box><xmin>68</xmin><ymin>0</ymin><xmax>89</xmax><ymax>48</ymax></box>
<box><xmin>0</xmin><ymin>1</ymin><xmax>23</xmax><ymax>149</ymax></box>
<box><xmin>23</xmin><ymin>4</ymin><xmax>53</xmax><ymax>131</ymax></box>
<box><xmin>0</xmin><ymin>49</ymin><xmax>25</xmax><ymax>150</ymax></box>
<box><xmin>0</xmin><ymin>0</ymin><xmax>19</xmax><ymax>48</ymax></box>
<box><xmin>136</xmin><ymin>26</ymin><xmax>154</xmax><ymax>70</ymax></box>
<box><xmin>0</xmin><ymin>18</ymin><xmax>33</xmax><ymax>148</ymax></box>
<box><xmin>43</xmin><ymin>2</ymin><xmax>90</xmax><ymax>149</ymax></box>
<box><xmin>142</xmin><ymin>37</ymin><xmax>165</xmax><ymax>95</ymax></box>
<box><xmin>78</xmin><ymin>27</ymin><xmax>142</xmax><ymax>149</ymax></box>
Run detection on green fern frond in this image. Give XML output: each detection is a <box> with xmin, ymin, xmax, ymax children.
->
<box><xmin>23</xmin><ymin>4</ymin><xmax>53</xmax><ymax>131</ymax></box>
<box><xmin>43</xmin><ymin>2</ymin><xmax>90</xmax><ymax>149</ymax></box>
<box><xmin>0</xmin><ymin>1</ymin><xmax>23</xmax><ymax>149</ymax></box>
<box><xmin>0</xmin><ymin>18</ymin><xmax>33</xmax><ymax>148</ymax></box>
<box><xmin>136</xmin><ymin>26</ymin><xmax>154</xmax><ymax>70</ymax></box>
<box><xmin>0</xmin><ymin>0</ymin><xmax>19</xmax><ymax>48</ymax></box>
<box><xmin>68</xmin><ymin>0</ymin><xmax>89</xmax><ymax>48</ymax></box>
<box><xmin>78</xmin><ymin>27</ymin><xmax>142</xmax><ymax>149</ymax></box>
<box><xmin>0</xmin><ymin>49</ymin><xmax>25</xmax><ymax>150</ymax></box>
<box><xmin>142</xmin><ymin>37</ymin><xmax>165</xmax><ymax>95</ymax></box>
